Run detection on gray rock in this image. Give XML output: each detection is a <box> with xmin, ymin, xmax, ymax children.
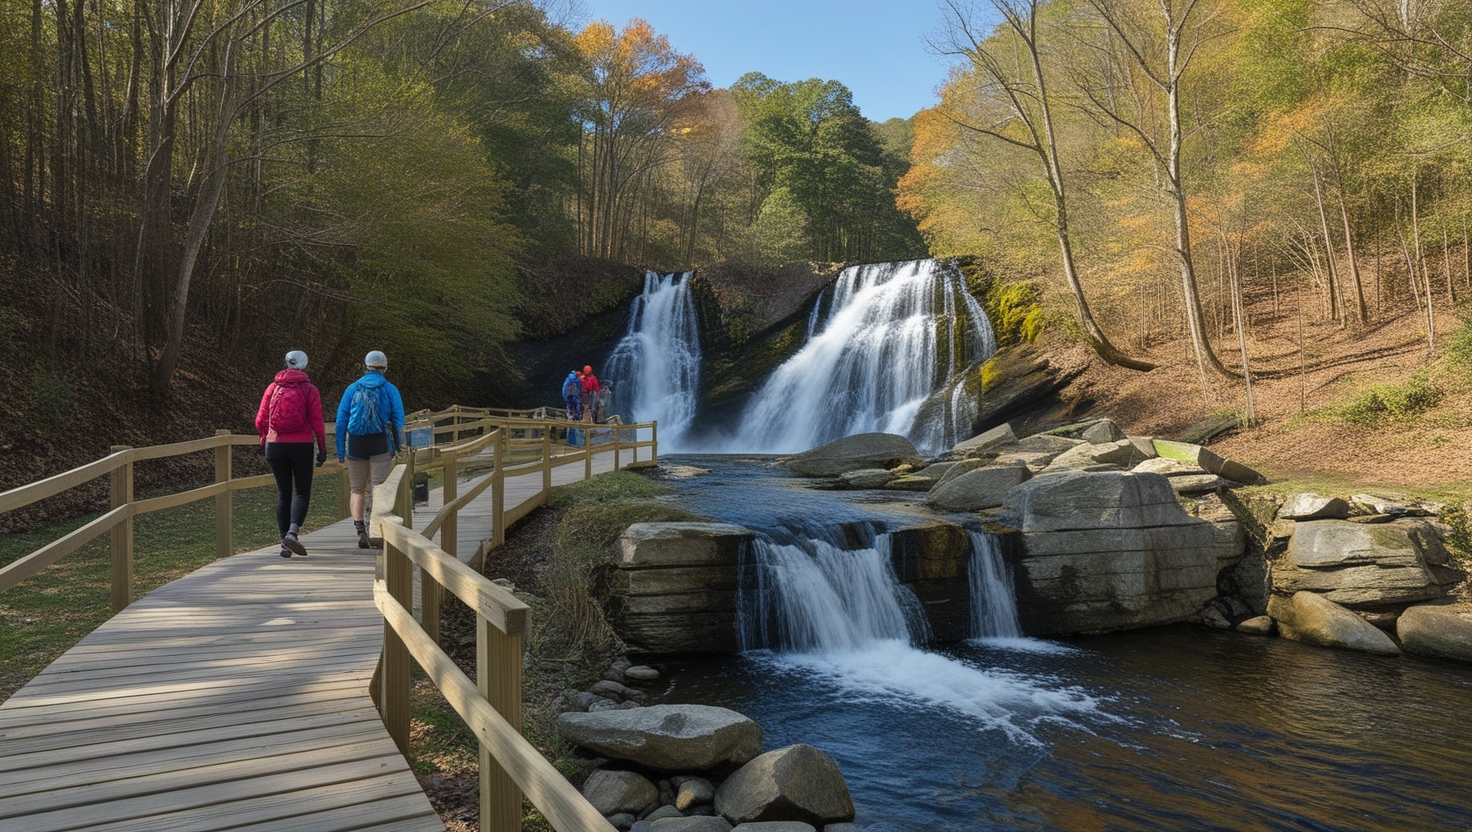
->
<box><xmin>714</xmin><ymin>744</ymin><xmax>855</xmax><ymax>826</ymax></box>
<box><xmin>1014</xmin><ymin>434</ymin><xmax>1086</xmax><ymax>454</ymax></box>
<box><xmin>587</xmin><ymin>697</ymin><xmax>622</xmax><ymax>712</ymax></box>
<box><xmin>631</xmin><ymin>822</ymin><xmax>653</xmax><ymax>832</ymax></box>
<box><xmin>915</xmin><ymin>461</ymin><xmax>960</xmax><ymax>481</ymax></box>
<box><xmin>934</xmin><ymin>458</ymin><xmax>990</xmax><ymax>488</ymax></box>
<box><xmin>1274</xmin><ymin>519</ymin><xmax>1463</xmax><ymax>608</ymax></box>
<box><xmin>582</xmin><ymin>769</ymin><xmax>659</xmax><ymax>816</ymax></box>
<box><xmin>953</xmin><ymin>422</ymin><xmax>1017</xmax><ymax>457</ymax></box>
<box><xmin>1236</xmin><ymin>615</ymin><xmax>1274</xmax><ymax>635</ymax></box>
<box><xmin>836</xmin><ymin>468</ymin><xmax>895</xmax><ymax>489</ymax></box>
<box><xmin>676</xmin><ymin>777</ymin><xmax>715</xmax><ymax>810</ymax></box>
<box><xmin>1151</xmin><ymin>439</ymin><xmax>1265</xmax><ymax>485</ymax></box>
<box><xmin>557</xmin><ymin>705</ymin><xmax>763</xmax><ymax>771</ymax></box>
<box><xmin>821</xmin><ymin>825</ymin><xmax>863</xmax><ymax>832</ymax></box>
<box><xmin>608</xmin><ymin>813</ymin><xmax>636</xmax><ymax>831</ymax></box>
<box><xmin>1279</xmin><ymin>493</ymin><xmax>1351</xmax><ymax>521</ymax></box>
<box><xmin>990</xmin><ymin>450</ymin><xmax>1063</xmax><ymax>473</ymax></box>
<box><xmin>925</xmin><ymin>463</ymin><xmax>1031</xmax><ymax>511</ymax></box>
<box><xmin>574</xmin><ymin>691</ymin><xmax>610</xmax><ymax>711</ymax></box>
<box><xmin>620</xmin><ymin>523</ymin><xmax>750</xmax><ymax>568</ymax></box>
<box><xmin>591</xmin><ymin>679</ymin><xmax>644</xmax><ymax>702</ymax></box>
<box><xmin>1133</xmin><ymin>457</ymin><xmax>1205</xmax><ymax>476</ymax></box>
<box><xmin>647</xmin><ymin>805</ymin><xmax>684</xmax><ymax>822</ymax></box>
<box><xmin>650</xmin><ymin>818</ymin><xmax>733</xmax><ymax>832</ymax></box>
<box><xmin>625</xmin><ymin>665</ymin><xmax>660</xmax><ymax>682</ymax></box>
<box><xmin>613</xmin><ymin>523</ymin><xmax>751</xmax><ymax>654</ymax></box>
<box><xmin>883</xmin><ymin>475</ymin><xmax>938</xmax><ymax>492</ymax></box>
<box><xmin>1199</xmin><ymin>606</ymin><xmax>1232</xmax><ymax>629</ymax></box>
<box><xmin>1351</xmin><ymin>493</ymin><xmax>1409</xmax><ymax>516</ymax></box>
<box><xmin>1002</xmin><ymin>471</ymin><xmax>1202</xmax><ymax>533</ymax></box>
<box><xmin>1397</xmin><ymin>604</ymin><xmax>1472</xmax><ymax>662</ymax></box>
<box><xmin>782</xmin><ymin>433</ymin><xmax>923</xmax><ymax>477</ymax></box>
<box><xmin>1082</xmin><ymin>418</ymin><xmax>1126</xmax><ymax>444</ymax></box>
<box><xmin>730</xmin><ymin>823</ymin><xmax>818</xmax><ymax>832</ymax></box>
<box><xmin>1267</xmin><ymin>591</ymin><xmax>1401</xmax><ymax>655</ymax></box>
<box><xmin>1169</xmin><ymin>474</ymin><xmax>1229</xmax><ymax>494</ymax></box>
<box><xmin>1043</xmin><ymin>439</ymin><xmax>1151</xmax><ymax>473</ymax></box>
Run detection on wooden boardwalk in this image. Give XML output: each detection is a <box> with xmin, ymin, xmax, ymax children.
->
<box><xmin>0</xmin><ymin>444</ymin><xmax>640</xmax><ymax>831</ymax></box>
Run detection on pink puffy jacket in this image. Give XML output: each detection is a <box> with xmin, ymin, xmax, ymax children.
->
<box><xmin>255</xmin><ymin>368</ymin><xmax>327</xmax><ymax>451</ymax></box>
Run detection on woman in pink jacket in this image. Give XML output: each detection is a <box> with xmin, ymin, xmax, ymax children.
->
<box><xmin>255</xmin><ymin>350</ymin><xmax>328</xmax><ymax>558</ymax></box>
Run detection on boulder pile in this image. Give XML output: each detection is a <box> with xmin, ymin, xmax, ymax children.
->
<box><xmin>557</xmin><ymin>660</ymin><xmax>859</xmax><ymax>831</ymax></box>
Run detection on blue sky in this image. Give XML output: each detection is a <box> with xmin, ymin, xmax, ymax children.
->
<box><xmin>574</xmin><ymin>0</ymin><xmax>979</xmax><ymax>122</ymax></box>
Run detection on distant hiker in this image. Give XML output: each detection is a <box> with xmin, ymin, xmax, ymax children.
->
<box><xmin>255</xmin><ymin>350</ymin><xmax>327</xmax><ymax>558</ymax></box>
<box><xmin>593</xmin><ymin>381</ymin><xmax>611</xmax><ymax>424</ymax></box>
<box><xmin>562</xmin><ymin>370</ymin><xmax>582</xmax><ymax>421</ymax></box>
<box><xmin>336</xmin><ymin>350</ymin><xmax>405</xmax><ymax>549</ymax></box>
<box><xmin>580</xmin><ymin>364</ymin><xmax>601</xmax><ymax>402</ymax></box>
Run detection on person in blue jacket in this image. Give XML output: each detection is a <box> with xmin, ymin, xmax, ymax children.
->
<box><xmin>336</xmin><ymin>350</ymin><xmax>405</xmax><ymax>548</ymax></box>
<box><xmin>562</xmin><ymin>370</ymin><xmax>583</xmax><ymax>421</ymax></box>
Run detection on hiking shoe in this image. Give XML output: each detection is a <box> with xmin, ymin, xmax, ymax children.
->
<box><xmin>279</xmin><ymin>544</ymin><xmax>292</xmax><ymax>558</ymax></box>
<box><xmin>282</xmin><ymin>532</ymin><xmax>308</xmax><ymax>557</ymax></box>
<box><xmin>357</xmin><ymin>530</ymin><xmax>371</xmax><ymax>549</ymax></box>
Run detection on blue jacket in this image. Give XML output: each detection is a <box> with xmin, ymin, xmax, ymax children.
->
<box><xmin>335</xmin><ymin>371</ymin><xmax>405</xmax><ymax>459</ymax></box>
<box><xmin>562</xmin><ymin>372</ymin><xmax>582</xmax><ymax>400</ymax></box>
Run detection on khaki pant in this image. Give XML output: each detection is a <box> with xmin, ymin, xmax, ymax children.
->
<box><xmin>347</xmin><ymin>452</ymin><xmax>394</xmax><ymax>516</ymax></box>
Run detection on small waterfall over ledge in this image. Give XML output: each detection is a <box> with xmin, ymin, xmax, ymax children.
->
<box><xmin>601</xmin><ymin>271</ymin><xmax>702</xmax><ymax>449</ymax></box>
<box><xmin>724</xmin><ymin>259</ymin><xmax>997</xmax><ymax>456</ymax></box>
<box><xmin>737</xmin><ymin>524</ymin><xmax>1019</xmax><ymax>652</ymax></box>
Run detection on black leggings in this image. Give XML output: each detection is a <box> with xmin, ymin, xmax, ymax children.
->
<box><xmin>265</xmin><ymin>442</ymin><xmax>314</xmax><ymax>537</ymax></box>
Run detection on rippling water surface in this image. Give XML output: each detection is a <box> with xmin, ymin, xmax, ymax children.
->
<box><xmin>649</xmin><ymin>457</ymin><xmax>1472</xmax><ymax>830</ymax></box>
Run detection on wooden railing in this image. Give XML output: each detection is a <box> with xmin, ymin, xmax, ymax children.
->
<box><xmin>370</xmin><ymin>415</ymin><xmax>656</xmax><ymax>832</ymax></box>
<box><xmin>0</xmin><ymin>403</ymin><xmax>658</xmax><ymax>832</ymax></box>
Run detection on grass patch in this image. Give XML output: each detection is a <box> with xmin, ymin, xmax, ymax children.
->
<box><xmin>1337</xmin><ymin>373</ymin><xmax>1442</xmax><ymax>426</ymax></box>
<box><xmin>0</xmin><ymin>473</ymin><xmax>346</xmax><ymax>703</ymax></box>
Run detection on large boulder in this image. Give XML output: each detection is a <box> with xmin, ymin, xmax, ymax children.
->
<box><xmin>781</xmin><ymin>433</ymin><xmax>922</xmax><ymax>477</ymax></box>
<box><xmin>713</xmin><ymin>745</ymin><xmax>855</xmax><ymax>826</ymax></box>
<box><xmin>1278</xmin><ymin>493</ymin><xmax>1350</xmax><ymax>521</ymax></box>
<box><xmin>1396</xmin><ymin>604</ymin><xmax>1472</xmax><ymax>663</ymax></box>
<box><xmin>581</xmin><ymin>769</ymin><xmax>659</xmax><ymax>816</ymax></box>
<box><xmin>924</xmin><ymin>463</ymin><xmax>1031</xmax><ymax>511</ymax></box>
<box><xmin>650</xmin><ymin>818</ymin><xmax>733</xmax><ymax>832</ymax></box>
<box><xmin>1267</xmin><ymin>591</ymin><xmax>1401</xmax><ymax>655</ymax></box>
<box><xmin>1000</xmin><ymin>471</ymin><xmax>1243</xmax><ymax>634</ymax></box>
<box><xmin>1081</xmin><ymin>419</ymin><xmax>1126</xmax><ymax>444</ymax></box>
<box><xmin>1272</xmin><ymin>519</ymin><xmax>1464</xmax><ymax>609</ymax></box>
<box><xmin>953</xmin><ymin>423</ymin><xmax>1016</xmax><ymax>457</ymax></box>
<box><xmin>1152</xmin><ymin>439</ymin><xmax>1265</xmax><ymax>485</ymax></box>
<box><xmin>609</xmin><ymin>523</ymin><xmax>750</xmax><ymax>654</ymax></box>
<box><xmin>1042</xmin><ymin>439</ymin><xmax>1152</xmax><ymax>473</ymax></box>
<box><xmin>556</xmin><ymin>704</ymin><xmax>762</xmax><ymax>771</ymax></box>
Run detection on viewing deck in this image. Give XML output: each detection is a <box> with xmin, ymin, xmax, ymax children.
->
<box><xmin>0</xmin><ymin>443</ymin><xmax>635</xmax><ymax>831</ymax></box>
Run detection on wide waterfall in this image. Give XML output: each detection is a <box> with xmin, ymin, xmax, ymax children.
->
<box><xmin>601</xmin><ymin>271</ymin><xmax>702</xmax><ymax>449</ymax></box>
<box><xmin>725</xmin><ymin>258</ymin><xmax>997</xmax><ymax>455</ymax></box>
<box><xmin>737</xmin><ymin>524</ymin><xmax>1018</xmax><ymax>652</ymax></box>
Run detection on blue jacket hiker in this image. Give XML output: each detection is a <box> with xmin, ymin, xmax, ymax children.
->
<box><xmin>562</xmin><ymin>370</ymin><xmax>583</xmax><ymax>421</ymax></box>
<box><xmin>336</xmin><ymin>350</ymin><xmax>405</xmax><ymax>548</ymax></box>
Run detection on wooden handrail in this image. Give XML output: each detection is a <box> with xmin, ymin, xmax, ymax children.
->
<box><xmin>1</xmin><ymin>402</ymin><xmax>658</xmax><ymax>832</ymax></box>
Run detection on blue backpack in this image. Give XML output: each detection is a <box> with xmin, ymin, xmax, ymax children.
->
<box><xmin>347</xmin><ymin>384</ymin><xmax>388</xmax><ymax>435</ymax></box>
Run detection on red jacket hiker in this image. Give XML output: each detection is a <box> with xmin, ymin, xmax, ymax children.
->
<box><xmin>255</xmin><ymin>368</ymin><xmax>327</xmax><ymax>452</ymax></box>
<box><xmin>580</xmin><ymin>365</ymin><xmax>600</xmax><ymax>399</ymax></box>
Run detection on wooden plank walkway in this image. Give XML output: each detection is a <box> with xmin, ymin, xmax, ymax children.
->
<box><xmin>0</xmin><ymin>443</ymin><xmax>644</xmax><ymax>831</ymax></box>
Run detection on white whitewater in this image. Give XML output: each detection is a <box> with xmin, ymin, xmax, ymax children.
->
<box><xmin>723</xmin><ymin>259</ymin><xmax>997</xmax><ymax>455</ymax></box>
<box><xmin>601</xmin><ymin>271</ymin><xmax>702</xmax><ymax>450</ymax></box>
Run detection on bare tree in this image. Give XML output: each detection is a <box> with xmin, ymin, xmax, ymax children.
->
<box><xmin>934</xmin><ymin>0</ymin><xmax>1155</xmax><ymax>371</ymax></box>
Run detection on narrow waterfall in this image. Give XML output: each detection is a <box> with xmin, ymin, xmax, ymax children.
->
<box><xmin>601</xmin><ymin>271</ymin><xmax>702</xmax><ymax>449</ymax></box>
<box><xmin>724</xmin><ymin>259</ymin><xmax>997</xmax><ymax>456</ymax></box>
<box><xmin>968</xmin><ymin>531</ymin><xmax>1022</xmax><ymax>639</ymax></box>
<box><xmin>738</xmin><ymin>527</ymin><xmax>931</xmax><ymax>653</ymax></box>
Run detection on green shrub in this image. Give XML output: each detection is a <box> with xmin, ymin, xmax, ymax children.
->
<box><xmin>1339</xmin><ymin>374</ymin><xmax>1442</xmax><ymax>426</ymax></box>
<box><xmin>1444</xmin><ymin>314</ymin><xmax>1472</xmax><ymax>378</ymax></box>
<box><xmin>1443</xmin><ymin>499</ymin><xmax>1472</xmax><ymax>571</ymax></box>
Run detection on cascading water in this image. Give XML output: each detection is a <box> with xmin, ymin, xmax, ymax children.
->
<box><xmin>601</xmin><ymin>271</ymin><xmax>702</xmax><ymax>449</ymax></box>
<box><xmin>968</xmin><ymin>530</ymin><xmax>1022</xmax><ymax>639</ymax></box>
<box><xmin>723</xmin><ymin>258</ymin><xmax>997</xmax><ymax>456</ymax></box>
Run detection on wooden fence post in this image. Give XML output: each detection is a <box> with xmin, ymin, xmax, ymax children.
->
<box><xmin>585</xmin><ymin>435</ymin><xmax>593</xmax><ymax>480</ymax></box>
<box><xmin>491</xmin><ymin>433</ymin><xmax>505</xmax><ymax>548</ymax></box>
<box><xmin>541</xmin><ymin>432</ymin><xmax>551</xmax><ymax>495</ymax></box>
<box><xmin>215</xmin><ymin>430</ymin><xmax>232</xmax><ymax>560</ymax></box>
<box><xmin>479</xmin><ymin>616</ymin><xmax>524</xmax><ymax>832</ymax></box>
<box><xmin>613</xmin><ymin>426</ymin><xmax>621</xmax><ymax>472</ymax></box>
<box><xmin>424</xmin><ymin>451</ymin><xmax>456</xmax><ymax>646</ymax></box>
<box><xmin>383</xmin><ymin>535</ymin><xmax>412</xmax><ymax>756</ymax></box>
<box><xmin>109</xmin><ymin>446</ymin><xmax>133</xmax><ymax>613</ymax></box>
<box><xmin>399</xmin><ymin>451</ymin><xmax>416</xmax><ymax>530</ymax></box>
<box><xmin>651</xmin><ymin>421</ymin><xmax>658</xmax><ymax>466</ymax></box>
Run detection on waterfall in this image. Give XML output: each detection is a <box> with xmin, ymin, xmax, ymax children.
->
<box><xmin>968</xmin><ymin>531</ymin><xmax>1022</xmax><ymax>639</ymax></box>
<box><xmin>723</xmin><ymin>258</ymin><xmax>997</xmax><ymax>456</ymax></box>
<box><xmin>601</xmin><ymin>271</ymin><xmax>702</xmax><ymax>449</ymax></box>
<box><xmin>804</xmin><ymin>288</ymin><xmax>826</xmax><ymax>341</ymax></box>
<box><xmin>738</xmin><ymin>528</ymin><xmax>931</xmax><ymax>653</ymax></box>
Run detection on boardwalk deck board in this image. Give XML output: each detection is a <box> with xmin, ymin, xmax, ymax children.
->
<box><xmin>0</xmin><ymin>443</ymin><xmax>640</xmax><ymax>831</ymax></box>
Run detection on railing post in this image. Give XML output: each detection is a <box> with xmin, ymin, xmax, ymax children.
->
<box><xmin>399</xmin><ymin>450</ymin><xmax>416</xmax><ymax>530</ymax></box>
<box><xmin>541</xmin><ymin>432</ymin><xmax>551</xmax><ymax>495</ymax></box>
<box><xmin>479</xmin><ymin>616</ymin><xmax>524</xmax><ymax>832</ymax></box>
<box><xmin>651</xmin><ymin>421</ymin><xmax>658</xmax><ymax>466</ymax></box>
<box><xmin>491</xmin><ymin>432</ymin><xmax>505</xmax><ymax>548</ymax></box>
<box><xmin>613</xmin><ymin>426</ymin><xmax>621</xmax><ymax>472</ymax></box>
<box><xmin>214</xmin><ymin>430</ymin><xmax>232</xmax><ymax>559</ymax></box>
<box><xmin>585</xmin><ymin>435</ymin><xmax>593</xmax><ymax>480</ymax></box>
<box><xmin>383</xmin><ymin>534</ymin><xmax>412</xmax><ymax>755</ymax></box>
<box><xmin>109</xmin><ymin>446</ymin><xmax>133</xmax><ymax>613</ymax></box>
<box><xmin>424</xmin><ymin>451</ymin><xmax>456</xmax><ymax>646</ymax></box>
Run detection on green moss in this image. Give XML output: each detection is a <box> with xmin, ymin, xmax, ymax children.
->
<box><xmin>1338</xmin><ymin>374</ymin><xmax>1442</xmax><ymax>426</ymax></box>
<box><xmin>984</xmin><ymin>280</ymin><xmax>1045</xmax><ymax>346</ymax></box>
